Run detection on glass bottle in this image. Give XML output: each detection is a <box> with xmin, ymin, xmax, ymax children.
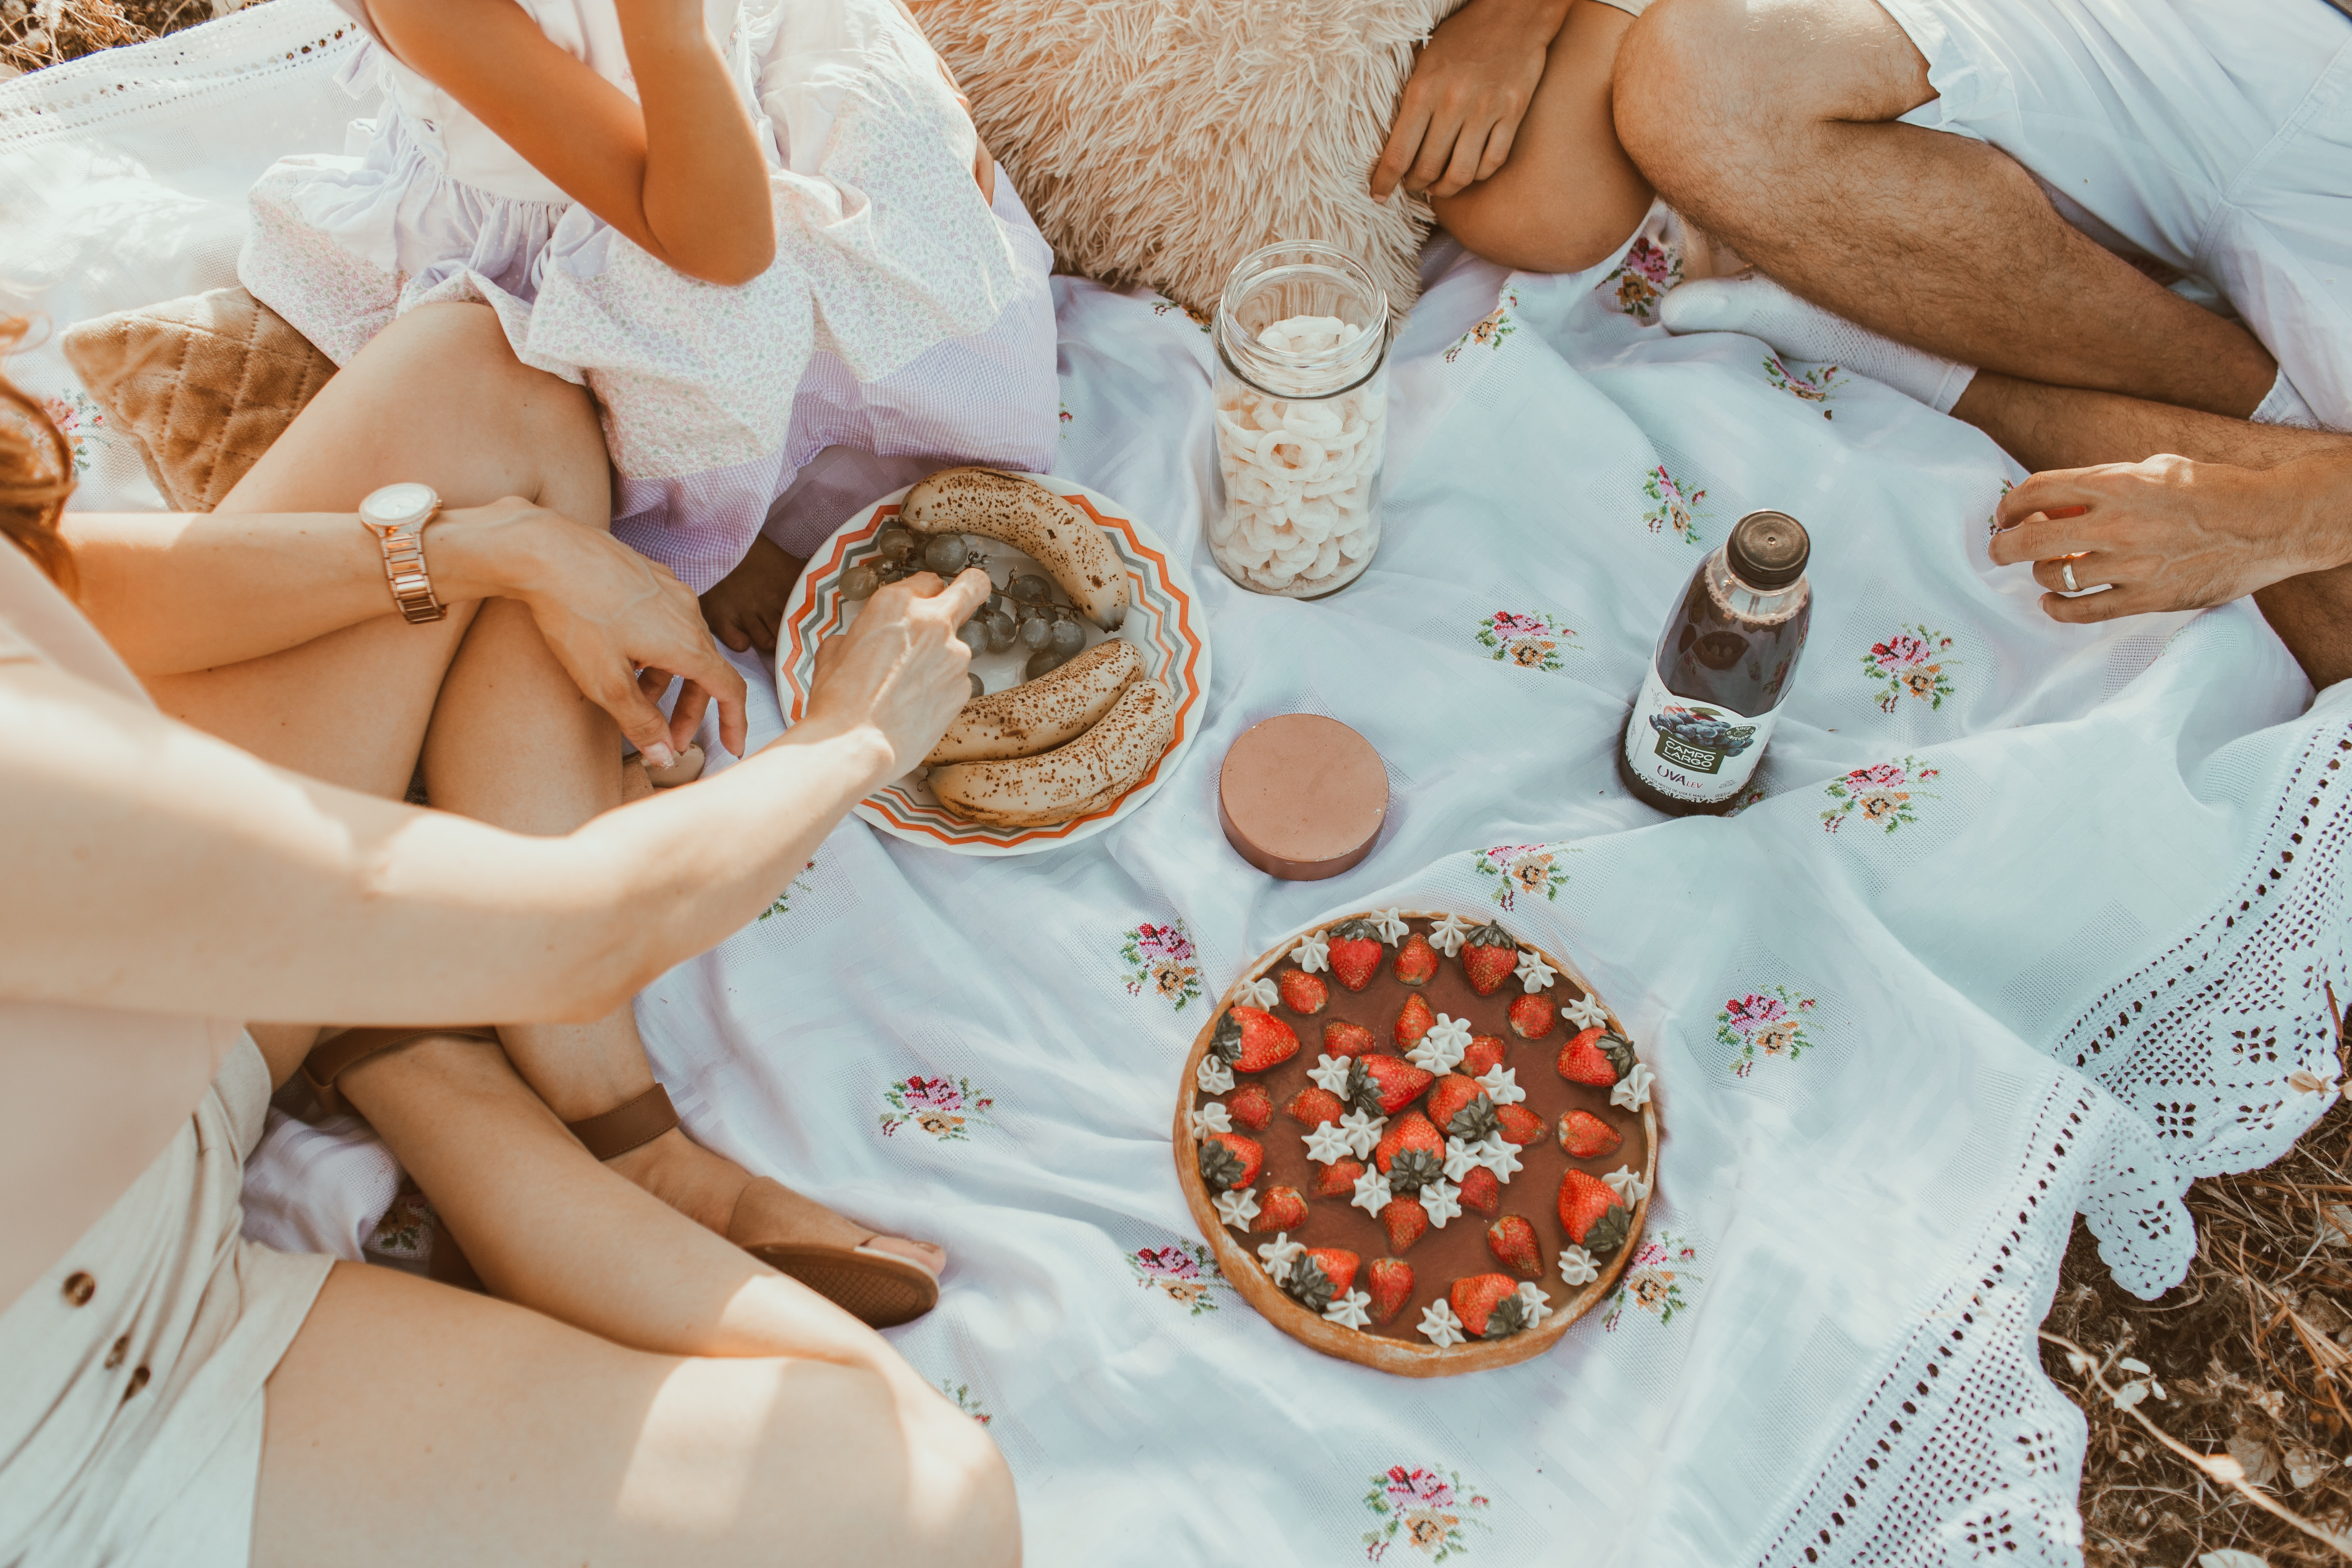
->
<box><xmin>1209</xmin><ymin>242</ymin><xmax>1389</xmax><ymax>597</ymax></box>
<box><xmin>1620</xmin><ymin>510</ymin><xmax>1813</xmax><ymax>814</ymax></box>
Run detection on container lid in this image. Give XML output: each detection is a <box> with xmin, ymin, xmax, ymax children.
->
<box><xmin>1217</xmin><ymin>714</ymin><xmax>1388</xmax><ymax>881</ymax></box>
<box><xmin>1727</xmin><ymin>510</ymin><xmax>1810</xmax><ymax>589</ymax></box>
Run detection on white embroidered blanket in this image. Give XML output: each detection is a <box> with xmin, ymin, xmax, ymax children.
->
<box><xmin>7</xmin><ymin>9</ymin><xmax>2346</xmax><ymax>1563</ymax></box>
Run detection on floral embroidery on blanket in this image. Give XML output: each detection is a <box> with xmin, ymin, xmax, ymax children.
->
<box><xmin>1058</xmin><ymin>401</ymin><xmax>1072</xmax><ymax>438</ymax></box>
<box><xmin>1361</xmin><ymin>1466</ymin><xmax>1492</xmax><ymax>1562</ymax></box>
<box><xmin>758</xmin><ymin>860</ymin><xmax>818</xmax><ymax>919</ymax></box>
<box><xmin>1444</xmin><ymin>291</ymin><xmax>1519</xmax><ymax>363</ymax></box>
<box><xmin>1763</xmin><ymin>352</ymin><xmax>1845</xmax><ymax>416</ymax></box>
<box><xmin>1121</xmin><ymin>921</ymin><xmax>1204</xmax><ymax>1012</ymax></box>
<box><xmin>880</xmin><ymin>1074</ymin><xmax>996</xmax><ymax>1141</ymax></box>
<box><xmin>1861</xmin><ymin>626</ymin><xmax>1960</xmax><ymax>713</ymax></box>
<box><xmin>41</xmin><ymin>391</ymin><xmax>105</xmax><ymax>475</ymax></box>
<box><xmin>1603</xmin><ymin>1235</ymin><xmax>1700</xmax><ymax>1330</ymax></box>
<box><xmin>1474</xmin><ymin>609</ymin><xmax>1580</xmax><ymax>671</ymax></box>
<box><xmin>364</xmin><ymin>1181</ymin><xmax>436</xmax><ymax>1262</ymax></box>
<box><xmin>1474</xmin><ymin>844</ymin><xmax>1571</xmax><ymax>910</ymax></box>
<box><xmin>940</xmin><ymin>1380</ymin><xmax>993</xmax><ymax>1426</ymax></box>
<box><xmin>1127</xmin><ymin>1241</ymin><xmax>1224</xmax><ymax>1315</ymax></box>
<box><xmin>1821</xmin><ymin>757</ymin><xmax>1943</xmax><ymax>834</ymax></box>
<box><xmin>1718</xmin><ymin>986</ymin><xmax>1818</xmax><ymax>1076</ymax></box>
<box><xmin>1600</xmin><ymin>235</ymin><xmax>1681</xmax><ymax>324</ymax></box>
<box><xmin>1641</xmin><ymin>465</ymin><xmax>1708</xmax><ymax>544</ymax></box>
<box><xmin>1152</xmin><ymin>298</ymin><xmax>1211</xmax><ymax>333</ymax></box>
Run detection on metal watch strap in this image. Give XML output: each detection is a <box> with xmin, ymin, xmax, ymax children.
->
<box><xmin>380</xmin><ymin>524</ymin><xmax>446</xmax><ymax>624</ymax></box>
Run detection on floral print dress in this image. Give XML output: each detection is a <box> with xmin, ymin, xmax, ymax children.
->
<box><xmin>238</xmin><ymin>0</ymin><xmax>1058</xmax><ymax>589</ymax></box>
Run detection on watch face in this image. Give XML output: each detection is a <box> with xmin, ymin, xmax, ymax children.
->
<box><xmin>361</xmin><ymin>483</ymin><xmax>438</xmax><ymax>529</ymax></box>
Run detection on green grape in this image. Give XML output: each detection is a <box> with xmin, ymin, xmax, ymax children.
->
<box><xmin>1049</xmin><ymin>619</ymin><xmax>1085</xmax><ymax>656</ymax></box>
<box><xmin>1018</xmin><ymin>615</ymin><xmax>1053</xmax><ymax>651</ymax></box>
<box><xmin>875</xmin><ymin>527</ymin><xmax>916</xmax><ymax>561</ymax></box>
<box><xmin>1025</xmin><ymin>648</ymin><xmax>1067</xmax><ymax>678</ymax></box>
<box><xmin>840</xmin><ymin>565</ymin><xmax>881</xmax><ymax>600</ymax></box>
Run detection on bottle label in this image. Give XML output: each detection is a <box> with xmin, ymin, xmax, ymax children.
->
<box><xmin>1622</xmin><ymin>666</ymin><xmax>1775</xmax><ymax>804</ymax></box>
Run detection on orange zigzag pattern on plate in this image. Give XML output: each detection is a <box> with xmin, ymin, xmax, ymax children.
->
<box><xmin>780</xmin><ymin>490</ymin><xmax>1206</xmax><ymax>849</ymax></box>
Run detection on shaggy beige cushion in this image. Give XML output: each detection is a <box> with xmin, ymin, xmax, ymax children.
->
<box><xmin>911</xmin><ymin>0</ymin><xmax>1454</xmax><ymax>320</ymax></box>
<box><xmin>60</xmin><ymin>287</ymin><xmax>336</xmax><ymax>512</ymax></box>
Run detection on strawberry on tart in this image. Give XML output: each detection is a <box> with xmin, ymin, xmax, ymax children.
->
<box><xmin>1174</xmin><ymin>911</ymin><xmax>1657</xmax><ymax>1376</ymax></box>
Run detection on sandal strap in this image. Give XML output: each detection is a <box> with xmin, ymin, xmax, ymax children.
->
<box><xmin>301</xmin><ymin>1026</ymin><xmax>499</xmax><ymax>1116</ymax></box>
<box><xmin>566</xmin><ymin>1083</ymin><xmax>678</xmax><ymax>1161</ymax></box>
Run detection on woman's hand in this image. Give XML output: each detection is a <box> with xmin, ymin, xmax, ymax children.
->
<box><xmin>478</xmin><ymin>502</ymin><xmax>751</xmax><ymax>764</ymax></box>
<box><xmin>796</xmin><ymin>568</ymin><xmax>991</xmax><ymax>782</ymax></box>
<box><xmin>1372</xmin><ymin>0</ymin><xmax>1572</xmax><ymax>201</ymax></box>
<box><xmin>1989</xmin><ymin>453</ymin><xmax>2349</xmax><ymax>624</ymax></box>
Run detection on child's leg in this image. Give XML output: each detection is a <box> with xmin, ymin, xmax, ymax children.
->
<box><xmin>1430</xmin><ymin>0</ymin><xmax>1655</xmax><ymax>275</ymax></box>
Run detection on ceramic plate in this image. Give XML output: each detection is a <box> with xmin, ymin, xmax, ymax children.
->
<box><xmin>777</xmin><ymin>476</ymin><xmax>1211</xmax><ymax>856</ymax></box>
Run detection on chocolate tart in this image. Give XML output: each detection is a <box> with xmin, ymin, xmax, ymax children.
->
<box><xmin>1173</xmin><ymin>910</ymin><xmax>1657</xmax><ymax>1376</ymax></box>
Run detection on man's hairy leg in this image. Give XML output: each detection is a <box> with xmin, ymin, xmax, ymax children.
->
<box><xmin>1615</xmin><ymin>0</ymin><xmax>2278</xmax><ymax>416</ymax></box>
<box><xmin>1967</xmin><ymin>373</ymin><xmax>2352</xmax><ymax>686</ymax></box>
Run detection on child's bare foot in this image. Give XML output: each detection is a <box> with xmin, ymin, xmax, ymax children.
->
<box><xmin>605</xmin><ymin>1125</ymin><xmax>946</xmax><ymax>1277</ymax></box>
<box><xmin>698</xmin><ymin>536</ymin><xmax>805</xmax><ymax>655</ymax></box>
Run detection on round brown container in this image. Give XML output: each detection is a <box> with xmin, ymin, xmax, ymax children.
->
<box><xmin>1217</xmin><ymin>714</ymin><xmax>1388</xmax><ymax>880</ymax></box>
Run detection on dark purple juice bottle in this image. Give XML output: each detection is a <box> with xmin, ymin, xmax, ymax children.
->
<box><xmin>1619</xmin><ymin>510</ymin><xmax>1812</xmax><ymax>815</ymax></box>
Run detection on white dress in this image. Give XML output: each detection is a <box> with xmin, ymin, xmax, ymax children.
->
<box><xmin>237</xmin><ymin>0</ymin><xmax>1059</xmax><ymax>589</ymax></box>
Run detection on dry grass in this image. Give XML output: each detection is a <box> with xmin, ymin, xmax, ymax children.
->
<box><xmin>2045</xmin><ymin>1054</ymin><xmax>2352</xmax><ymax>1567</ymax></box>
<box><xmin>8</xmin><ymin>4</ymin><xmax>2351</xmax><ymax>1561</ymax></box>
<box><xmin>0</xmin><ymin>0</ymin><xmax>220</xmax><ymax>74</ymax></box>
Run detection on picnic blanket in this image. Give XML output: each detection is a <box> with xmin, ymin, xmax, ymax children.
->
<box><xmin>7</xmin><ymin>8</ymin><xmax>2348</xmax><ymax>1562</ymax></box>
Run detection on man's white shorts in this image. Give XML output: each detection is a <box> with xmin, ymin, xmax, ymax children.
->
<box><xmin>1876</xmin><ymin>0</ymin><xmax>2352</xmax><ymax>426</ymax></box>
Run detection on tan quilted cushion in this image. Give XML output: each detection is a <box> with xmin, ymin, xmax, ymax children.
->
<box><xmin>60</xmin><ymin>287</ymin><xmax>336</xmax><ymax>513</ymax></box>
<box><xmin>910</xmin><ymin>0</ymin><xmax>1453</xmax><ymax>321</ymax></box>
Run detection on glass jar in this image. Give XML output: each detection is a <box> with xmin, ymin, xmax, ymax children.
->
<box><xmin>1209</xmin><ymin>242</ymin><xmax>1390</xmax><ymax>597</ymax></box>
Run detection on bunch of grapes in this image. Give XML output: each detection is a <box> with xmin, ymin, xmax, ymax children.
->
<box><xmin>1650</xmin><ymin>706</ymin><xmax>1757</xmax><ymax>757</ymax></box>
<box><xmin>842</xmin><ymin>527</ymin><xmax>1087</xmax><ymax>698</ymax></box>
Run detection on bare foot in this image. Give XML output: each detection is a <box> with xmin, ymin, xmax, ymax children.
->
<box><xmin>606</xmin><ymin>1126</ymin><xmax>946</xmax><ymax>1277</ymax></box>
<box><xmin>698</xmin><ymin>536</ymin><xmax>805</xmax><ymax>656</ymax></box>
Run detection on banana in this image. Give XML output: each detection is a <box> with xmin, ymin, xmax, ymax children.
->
<box><xmin>929</xmin><ymin>679</ymin><xmax>1177</xmax><ymax>828</ymax></box>
<box><xmin>926</xmin><ymin>637</ymin><xmax>1142</xmax><ymax>766</ymax></box>
<box><xmin>901</xmin><ymin>467</ymin><xmax>1130</xmax><ymax>629</ymax></box>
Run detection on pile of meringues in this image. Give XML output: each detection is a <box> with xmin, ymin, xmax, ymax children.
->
<box><xmin>907</xmin><ymin>467</ymin><xmax>1177</xmax><ymax>828</ymax></box>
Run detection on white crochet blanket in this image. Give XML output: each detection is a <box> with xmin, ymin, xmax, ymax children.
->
<box><xmin>7</xmin><ymin>8</ymin><xmax>2348</xmax><ymax>1562</ymax></box>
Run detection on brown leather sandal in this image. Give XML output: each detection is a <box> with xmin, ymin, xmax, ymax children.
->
<box><xmin>301</xmin><ymin>1033</ymin><xmax>941</xmax><ymax>1328</ymax></box>
<box><xmin>568</xmin><ymin>1085</ymin><xmax>942</xmax><ymax>1330</ymax></box>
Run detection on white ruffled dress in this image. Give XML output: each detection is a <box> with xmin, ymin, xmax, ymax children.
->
<box><xmin>237</xmin><ymin>0</ymin><xmax>1058</xmax><ymax>589</ymax></box>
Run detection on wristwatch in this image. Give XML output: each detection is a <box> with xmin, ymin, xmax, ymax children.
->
<box><xmin>357</xmin><ymin>482</ymin><xmax>447</xmax><ymax>624</ymax></box>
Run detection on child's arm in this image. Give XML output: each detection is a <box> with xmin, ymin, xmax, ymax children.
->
<box><xmin>364</xmin><ymin>0</ymin><xmax>776</xmax><ymax>285</ymax></box>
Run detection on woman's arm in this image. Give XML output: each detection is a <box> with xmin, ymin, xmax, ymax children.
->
<box><xmin>62</xmin><ymin>499</ymin><xmax>751</xmax><ymax>761</ymax></box>
<box><xmin>0</xmin><ymin>568</ymin><xmax>989</xmax><ymax>1025</ymax></box>
<box><xmin>363</xmin><ymin>0</ymin><xmax>775</xmax><ymax>285</ymax></box>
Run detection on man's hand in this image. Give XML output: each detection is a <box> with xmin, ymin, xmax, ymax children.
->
<box><xmin>487</xmin><ymin>502</ymin><xmax>750</xmax><ymax>764</ymax></box>
<box><xmin>1371</xmin><ymin>0</ymin><xmax>1570</xmax><ymax>201</ymax></box>
<box><xmin>1990</xmin><ymin>454</ymin><xmax>2345</xmax><ymax>624</ymax></box>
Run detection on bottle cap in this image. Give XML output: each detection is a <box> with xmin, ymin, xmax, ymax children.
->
<box><xmin>1726</xmin><ymin>510</ymin><xmax>1810</xmax><ymax>590</ymax></box>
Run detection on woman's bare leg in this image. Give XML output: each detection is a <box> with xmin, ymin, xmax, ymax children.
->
<box><xmin>255</xmin><ymin>1267</ymin><xmax>1017</xmax><ymax>1568</ymax></box>
<box><xmin>1431</xmin><ymin>0</ymin><xmax>1654</xmax><ymax>274</ymax></box>
<box><xmin>167</xmin><ymin>301</ymin><xmax>939</xmax><ymax>1271</ymax></box>
<box><xmin>261</xmin><ymin>1035</ymin><xmax>1016</xmax><ymax>1565</ymax></box>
